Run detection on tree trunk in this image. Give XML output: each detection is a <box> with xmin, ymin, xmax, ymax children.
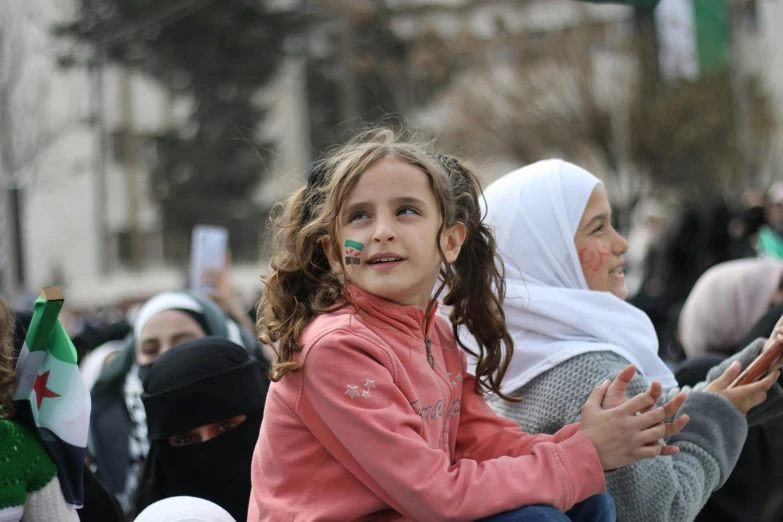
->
<box><xmin>0</xmin><ymin>92</ymin><xmax>21</xmax><ymax>300</ymax></box>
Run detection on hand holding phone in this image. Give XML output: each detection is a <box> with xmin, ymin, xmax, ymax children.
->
<box><xmin>729</xmin><ymin>336</ymin><xmax>783</xmax><ymax>389</ymax></box>
<box><xmin>190</xmin><ymin>225</ymin><xmax>229</xmax><ymax>294</ymax></box>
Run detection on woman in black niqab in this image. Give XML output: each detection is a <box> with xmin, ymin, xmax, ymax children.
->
<box><xmin>131</xmin><ymin>337</ymin><xmax>269</xmax><ymax>521</ymax></box>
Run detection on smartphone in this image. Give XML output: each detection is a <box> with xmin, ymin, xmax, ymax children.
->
<box><xmin>729</xmin><ymin>338</ymin><xmax>783</xmax><ymax>389</ymax></box>
<box><xmin>189</xmin><ymin>225</ymin><xmax>229</xmax><ymax>294</ymax></box>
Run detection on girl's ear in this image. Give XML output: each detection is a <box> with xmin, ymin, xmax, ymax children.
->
<box><xmin>321</xmin><ymin>238</ymin><xmax>344</xmax><ymax>275</ymax></box>
<box><xmin>442</xmin><ymin>222</ymin><xmax>467</xmax><ymax>264</ymax></box>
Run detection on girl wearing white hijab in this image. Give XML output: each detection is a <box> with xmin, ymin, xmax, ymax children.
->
<box><xmin>133</xmin><ymin>496</ymin><xmax>236</xmax><ymax>522</ymax></box>
<box><xmin>461</xmin><ymin>160</ymin><xmax>783</xmax><ymax>522</ymax></box>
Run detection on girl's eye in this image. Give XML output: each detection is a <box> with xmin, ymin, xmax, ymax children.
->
<box><xmin>592</xmin><ymin>224</ymin><xmax>604</xmax><ymax>234</ymax></box>
<box><xmin>347</xmin><ymin>211</ymin><xmax>368</xmax><ymax>223</ymax></box>
<box><xmin>398</xmin><ymin>206</ymin><xmax>419</xmax><ymax>216</ymax></box>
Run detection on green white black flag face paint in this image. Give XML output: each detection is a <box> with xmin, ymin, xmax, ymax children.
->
<box><xmin>12</xmin><ymin>287</ymin><xmax>90</xmax><ymax>508</ymax></box>
<box><xmin>344</xmin><ymin>240</ymin><xmax>364</xmax><ymax>265</ymax></box>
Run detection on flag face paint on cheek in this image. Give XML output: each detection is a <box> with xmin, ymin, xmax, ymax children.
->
<box><xmin>345</xmin><ymin>240</ymin><xmax>364</xmax><ymax>265</ymax></box>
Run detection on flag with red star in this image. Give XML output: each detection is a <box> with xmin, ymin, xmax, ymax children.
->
<box><xmin>12</xmin><ymin>287</ymin><xmax>91</xmax><ymax>509</ymax></box>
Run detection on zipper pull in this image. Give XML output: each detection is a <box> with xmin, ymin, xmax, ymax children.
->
<box><xmin>425</xmin><ymin>337</ymin><xmax>435</xmax><ymax>369</ymax></box>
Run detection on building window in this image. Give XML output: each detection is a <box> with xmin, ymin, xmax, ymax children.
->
<box><xmin>743</xmin><ymin>0</ymin><xmax>759</xmax><ymax>31</ymax></box>
<box><xmin>108</xmin><ymin>228</ymin><xmax>164</xmax><ymax>270</ymax></box>
<box><xmin>160</xmin><ymin>214</ymin><xmax>267</xmax><ymax>267</ymax></box>
<box><xmin>111</xmin><ymin>131</ymin><xmax>158</xmax><ymax>168</ymax></box>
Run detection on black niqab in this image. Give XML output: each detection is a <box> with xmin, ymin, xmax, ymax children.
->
<box><xmin>133</xmin><ymin>337</ymin><xmax>269</xmax><ymax>521</ymax></box>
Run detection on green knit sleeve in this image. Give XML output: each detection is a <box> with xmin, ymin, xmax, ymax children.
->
<box><xmin>0</xmin><ymin>420</ymin><xmax>57</xmax><ymax>510</ymax></box>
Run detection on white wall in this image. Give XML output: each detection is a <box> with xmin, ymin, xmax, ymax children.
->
<box><xmin>15</xmin><ymin>0</ymin><xmax>97</xmax><ymax>298</ymax></box>
<box><xmin>253</xmin><ymin>56</ymin><xmax>312</xmax><ymax>207</ymax></box>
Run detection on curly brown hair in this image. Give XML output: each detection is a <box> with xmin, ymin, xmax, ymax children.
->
<box><xmin>0</xmin><ymin>295</ymin><xmax>16</xmax><ymax>419</ymax></box>
<box><xmin>257</xmin><ymin>128</ymin><xmax>516</xmax><ymax>399</ymax></box>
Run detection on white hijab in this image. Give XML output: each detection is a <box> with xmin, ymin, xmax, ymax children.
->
<box><xmin>133</xmin><ymin>496</ymin><xmax>236</xmax><ymax>522</ymax></box>
<box><xmin>462</xmin><ymin>159</ymin><xmax>677</xmax><ymax>395</ymax></box>
<box><xmin>133</xmin><ymin>292</ymin><xmax>243</xmax><ymax>346</ymax></box>
<box><xmin>79</xmin><ymin>340</ymin><xmax>123</xmax><ymax>390</ymax></box>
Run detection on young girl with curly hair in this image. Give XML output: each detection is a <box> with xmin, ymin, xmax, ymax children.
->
<box><xmin>248</xmin><ymin>129</ymin><xmax>688</xmax><ymax>522</ymax></box>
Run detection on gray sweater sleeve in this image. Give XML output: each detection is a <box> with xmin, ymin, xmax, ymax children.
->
<box><xmin>490</xmin><ymin>351</ymin><xmax>747</xmax><ymax>522</ymax></box>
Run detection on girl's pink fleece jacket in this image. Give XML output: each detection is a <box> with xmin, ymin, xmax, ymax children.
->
<box><xmin>248</xmin><ymin>287</ymin><xmax>605</xmax><ymax>521</ymax></box>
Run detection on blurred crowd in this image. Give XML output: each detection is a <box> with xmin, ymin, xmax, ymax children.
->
<box><xmin>626</xmin><ymin>181</ymin><xmax>783</xmax><ymax>363</ymax></box>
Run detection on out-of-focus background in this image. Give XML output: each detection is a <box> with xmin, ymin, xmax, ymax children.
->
<box><xmin>0</xmin><ymin>0</ymin><xmax>780</xmax><ymax>322</ymax></box>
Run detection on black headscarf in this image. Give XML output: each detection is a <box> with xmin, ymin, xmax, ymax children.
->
<box><xmin>132</xmin><ymin>337</ymin><xmax>269</xmax><ymax>521</ymax></box>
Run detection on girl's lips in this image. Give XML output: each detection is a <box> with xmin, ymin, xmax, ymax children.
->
<box><xmin>368</xmin><ymin>259</ymin><xmax>404</xmax><ymax>272</ymax></box>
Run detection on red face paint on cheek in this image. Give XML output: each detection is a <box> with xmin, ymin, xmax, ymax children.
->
<box><xmin>593</xmin><ymin>246</ymin><xmax>610</xmax><ymax>272</ymax></box>
<box><xmin>578</xmin><ymin>246</ymin><xmax>611</xmax><ymax>272</ymax></box>
<box><xmin>578</xmin><ymin>248</ymin><xmax>594</xmax><ymax>268</ymax></box>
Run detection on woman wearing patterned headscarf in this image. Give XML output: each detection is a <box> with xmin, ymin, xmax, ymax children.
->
<box><xmin>88</xmin><ymin>291</ymin><xmax>264</xmax><ymax>510</ymax></box>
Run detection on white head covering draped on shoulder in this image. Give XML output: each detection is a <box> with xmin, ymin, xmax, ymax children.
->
<box><xmin>461</xmin><ymin>159</ymin><xmax>677</xmax><ymax>395</ymax></box>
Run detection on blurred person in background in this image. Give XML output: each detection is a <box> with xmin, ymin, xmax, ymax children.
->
<box><xmin>728</xmin><ymin>189</ymin><xmax>768</xmax><ymax>259</ymax></box>
<box><xmin>79</xmin><ymin>340</ymin><xmax>123</xmax><ymax>391</ymax></box>
<box><xmin>676</xmin><ymin>300</ymin><xmax>783</xmax><ymax>522</ymax></box>
<box><xmin>130</xmin><ymin>337</ymin><xmax>268</xmax><ymax>521</ymax></box>
<box><xmin>626</xmin><ymin>200</ymin><xmax>671</xmax><ymax>347</ymax></box>
<box><xmin>200</xmin><ymin>250</ymin><xmax>260</xmax><ymax>336</ymax></box>
<box><xmin>676</xmin><ymin>258</ymin><xmax>783</xmax><ymax>522</ymax></box>
<box><xmin>625</xmin><ymin>199</ymin><xmax>669</xmax><ymax>298</ymax></box>
<box><xmin>70</xmin><ymin>316</ymin><xmax>131</xmax><ymax>366</ymax></box>
<box><xmin>758</xmin><ymin>182</ymin><xmax>783</xmax><ymax>259</ymax></box>
<box><xmin>10</xmin><ymin>298</ymin><xmax>130</xmax><ymax>371</ymax></box>
<box><xmin>88</xmin><ymin>290</ymin><xmax>265</xmax><ymax>512</ymax></box>
<box><xmin>677</xmin><ymin>258</ymin><xmax>783</xmax><ymax>359</ymax></box>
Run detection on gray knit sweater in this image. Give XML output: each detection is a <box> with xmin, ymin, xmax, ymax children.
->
<box><xmin>491</xmin><ymin>339</ymin><xmax>783</xmax><ymax>522</ymax></box>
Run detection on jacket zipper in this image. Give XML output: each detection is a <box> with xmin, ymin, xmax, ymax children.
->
<box><xmin>424</xmin><ymin>334</ymin><xmax>453</xmax><ymax>453</ymax></box>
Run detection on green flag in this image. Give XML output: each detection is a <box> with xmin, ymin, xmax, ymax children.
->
<box><xmin>655</xmin><ymin>0</ymin><xmax>730</xmax><ymax>81</ymax></box>
<box><xmin>12</xmin><ymin>287</ymin><xmax>90</xmax><ymax>508</ymax></box>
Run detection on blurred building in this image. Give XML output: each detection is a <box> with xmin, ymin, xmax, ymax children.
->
<box><xmin>2</xmin><ymin>0</ymin><xmax>309</xmax><ymax>306</ymax></box>
<box><xmin>3</xmin><ymin>0</ymin><xmax>783</xmax><ymax>307</ymax></box>
<box><xmin>655</xmin><ymin>0</ymin><xmax>780</xmax><ymax>187</ymax></box>
<box><xmin>745</xmin><ymin>0</ymin><xmax>783</xmax><ymax>187</ymax></box>
<box><xmin>388</xmin><ymin>0</ymin><xmax>638</xmax><ymax>181</ymax></box>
